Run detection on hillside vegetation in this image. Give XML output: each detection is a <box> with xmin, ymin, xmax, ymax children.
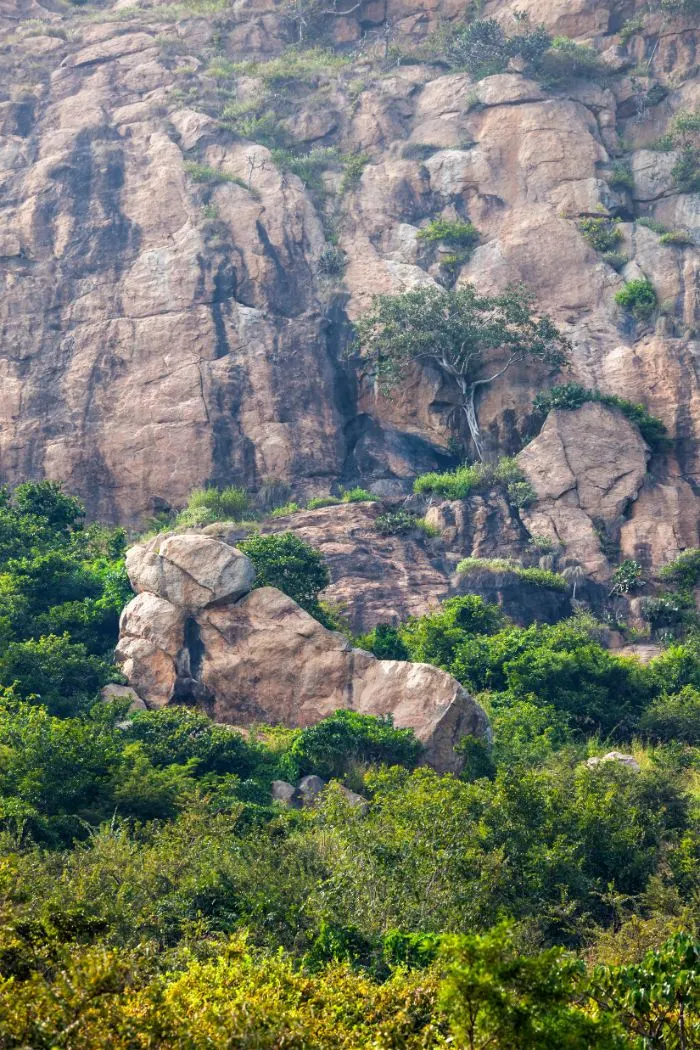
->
<box><xmin>0</xmin><ymin>484</ymin><xmax>697</xmax><ymax>1046</ymax></box>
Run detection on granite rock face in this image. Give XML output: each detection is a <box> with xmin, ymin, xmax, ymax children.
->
<box><xmin>0</xmin><ymin>0</ymin><xmax>697</xmax><ymax>569</ymax></box>
<box><xmin>517</xmin><ymin>403</ymin><xmax>650</xmax><ymax>579</ymax></box>
<box><xmin>116</xmin><ymin>533</ymin><xmax>489</xmax><ymax>773</ymax></box>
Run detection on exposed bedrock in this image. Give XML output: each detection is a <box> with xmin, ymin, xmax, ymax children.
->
<box><xmin>0</xmin><ymin>0</ymin><xmax>697</xmax><ymax>553</ymax></box>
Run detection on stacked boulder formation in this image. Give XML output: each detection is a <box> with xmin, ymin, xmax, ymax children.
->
<box><xmin>116</xmin><ymin>532</ymin><xmax>489</xmax><ymax>773</ymax></box>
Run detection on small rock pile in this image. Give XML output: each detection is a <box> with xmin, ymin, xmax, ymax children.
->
<box><xmin>272</xmin><ymin>774</ymin><xmax>368</xmax><ymax>813</ymax></box>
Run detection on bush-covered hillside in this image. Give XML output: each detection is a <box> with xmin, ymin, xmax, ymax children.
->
<box><xmin>0</xmin><ymin>484</ymin><xmax>697</xmax><ymax>1046</ymax></box>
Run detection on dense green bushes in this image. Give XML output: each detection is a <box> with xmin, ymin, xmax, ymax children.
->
<box><xmin>413</xmin><ymin>456</ymin><xmax>536</xmax><ymax>506</ymax></box>
<box><xmin>615</xmin><ymin>278</ymin><xmax>658</xmax><ymax>319</ymax></box>
<box><xmin>445</xmin><ymin>19</ymin><xmax>600</xmax><ymax>86</ymax></box>
<box><xmin>0</xmin><ymin>483</ymin><xmax>130</xmax><ymax>712</ymax></box>
<box><xmin>239</xmin><ymin>531</ymin><xmax>330</xmax><ymax>619</ymax></box>
<box><xmin>0</xmin><ymin>485</ymin><xmax>697</xmax><ymax>1045</ymax></box>
<box><xmin>291</xmin><ymin>710</ymin><xmax>423</xmax><ymax>780</ymax></box>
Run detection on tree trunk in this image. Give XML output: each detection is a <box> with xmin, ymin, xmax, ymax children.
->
<box><xmin>462</xmin><ymin>383</ymin><xmax>485</xmax><ymax>462</ymax></box>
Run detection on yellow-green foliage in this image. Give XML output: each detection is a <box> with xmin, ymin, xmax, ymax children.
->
<box><xmin>0</xmin><ymin>938</ymin><xmax>446</xmax><ymax>1050</ymax></box>
<box><xmin>176</xmin><ymin>485</ymin><xmax>249</xmax><ymax>526</ymax></box>
<box><xmin>413</xmin><ymin>458</ymin><xmax>536</xmax><ymax>507</ymax></box>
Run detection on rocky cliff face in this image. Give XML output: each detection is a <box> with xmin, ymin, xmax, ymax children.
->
<box><xmin>0</xmin><ymin>0</ymin><xmax>698</xmax><ymax>569</ymax></box>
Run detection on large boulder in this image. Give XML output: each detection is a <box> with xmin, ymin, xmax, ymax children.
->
<box><xmin>116</xmin><ymin>534</ymin><xmax>489</xmax><ymax>773</ymax></box>
<box><xmin>126</xmin><ymin>534</ymin><xmax>255</xmax><ymax>609</ymax></box>
<box><xmin>517</xmin><ymin>403</ymin><xmax>649</xmax><ymax>578</ymax></box>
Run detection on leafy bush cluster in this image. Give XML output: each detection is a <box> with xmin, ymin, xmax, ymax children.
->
<box><xmin>373</xmin><ymin>510</ymin><xmax>436</xmax><ymax>536</ymax></box>
<box><xmin>239</xmin><ymin>531</ymin><xmax>330</xmax><ymax>621</ymax></box>
<box><xmin>532</xmin><ymin>383</ymin><xmax>669</xmax><ymax>450</ymax></box>
<box><xmin>175</xmin><ymin>485</ymin><xmax>249</xmax><ymax>526</ymax></box>
<box><xmin>414</xmin><ymin>457</ymin><xmax>536</xmax><ymax>508</ymax></box>
<box><xmin>615</xmin><ymin>277</ymin><xmax>658</xmax><ymax>320</ymax></box>
<box><xmin>0</xmin><ymin>482</ymin><xmax>130</xmax><ymax>717</ymax></box>
<box><xmin>579</xmin><ymin>216</ymin><xmax>622</xmax><ymax>254</ymax></box>
<box><xmin>445</xmin><ymin>19</ymin><xmax>600</xmax><ymax>85</ymax></box>
<box><xmin>653</xmin><ymin>109</ymin><xmax>700</xmax><ymax>193</ymax></box>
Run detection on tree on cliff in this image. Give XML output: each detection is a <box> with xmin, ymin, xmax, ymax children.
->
<box><xmin>354</xmin><ymin>285</ymin><xmax>570</xmax><ymax>461</ymax></box>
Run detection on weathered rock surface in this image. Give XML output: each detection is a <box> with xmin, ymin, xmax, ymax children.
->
<box><xmin>126</xmin><ymin>534</ymin><xmax>255</xmax><ymax>608</ymax></box>
<box><xmin>206</xmin><ymin>498</ymin><xmax>567</xmax><ymax>632</ymax></box>
<box><xmin>586</xmin><ymin>751</ymin><xmax>641</xmax><ymax>773</ymax></box>
<box><xmin>0</xmin><ymin>0</ymin><xmax>697</xmax><ymax>564</ymax></box>
<box><xmin>116</xmin><ymin>533</ymin><xmax>489</xmax><ymax>773</ymax></box>
<box><xmin>517</xmin><ymin>403</ymin><xmax>650</xmax><ymax>579</ymax></box>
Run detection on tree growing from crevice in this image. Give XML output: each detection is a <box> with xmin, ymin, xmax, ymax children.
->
<box><xmin>354</xmin><ymin>285</ymin><xmax>569</xmax><ymax>461</ymax></box>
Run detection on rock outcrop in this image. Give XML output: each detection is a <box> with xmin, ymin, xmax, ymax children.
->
<box><xmin>517</xmin><ymin>402</ymin><xmax>650</xmax><ymax>579</ymax></box>
<box><xmin>116</xmin><ymin>533</ymin><xmax>489</xmax><ymax>773</ymax></box>
<box><xmin>0</xmin><ymin>0</ymin><xmax>698</xmax><ymax>565</ymax></box>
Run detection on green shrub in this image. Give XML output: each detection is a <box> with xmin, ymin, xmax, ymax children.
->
<box><xmin>125</xmin><ymin>706</ymin><xmax>258</xmax><ymax>777</ymax></box>
<box><xmin>341</xmin><ymin>153</ymin><xmax>370</xmax><ymax>192</ymax></box>
<box><xmin>457</xmin><ymin>556</ymin><xmax>515</xmax><ymax>574</ymax></box>
<box><xmin>607</xmin><ymin>163</ymin><xmax>635</xmax><ymax>192</ymax></box>
<box><xmin>601</xmin><ymin>251</ymin><xmax>629</xmax><ymax>272</ymax></box>
<box><xmin>238</xmin><ymin>532</ymin><xmax>330</xmax><ymax>621</ymax></box>
<box><xmin>341</xmin><ymin>487</ymin><xmax>375</xmax><ymax>503</ymax></box>
<box><xmin>418</xmin><ymin>218</ymin><xmax>480</xmax><ymax>248</ymax></box>
<box><xmin>538</xmin><ymin>36</ymin><xmax>601</xmax><ymax>83</ymax></box>
<box><xmin>317</xmin><ymin>246</ymin><xmax>345</xmax><ymax>277</ymax></box>
<box><xmin>659</xmin><ymin>229</ymin><xmax>694</xmax><ymax>246</ymax></box>
<box><xmin>354</xmin><ymin>623</ymin><xmax>409</xmax><ymax>661</ymax></box>
<box><xmin>414</xmin><ymin>464</ymin><xmax>485</xmax><ymax>499</ymax></box>
<box><xmin>637</xmin><ymin>217</ymin><xmax>668</xmax><ymax>234</ymax></box>
<box><xmin>642</xmin><ymin>593</ymin><xmax>694</xmax><ymax>631</ymax></box>
<box><xmin>447</xmin><ymin>19</ymin><xmax>552</xmax><ymax>81</ymax></box>
<box><xmin>184</xmin><ymin>163</ymin><xmax>247</xmax><ymax>189</ymax></box>
<box><xmin>619</xmin><ymin>14</ymin><xmax>645</xmax><ymax>42</ymax></box>
<box><xmin>446</xmin><ymin>18</ymin><xmax>510</xmax><ymax>78</ymax></box>
<box><xmin>456</xmin><ymin>558</ymin><xmax>567</xmax><ymax>591</ymax></box>
<box><xmin>640</xmin><ymin>685</ymin><xmax>700</xmax><ymax>744</ymax></box>
<box><xmin>373</xmin><ymin>510</ymin><xmax>421</xmax><ymax>536</ymax></box>
<box><xmin>307</xmin><ymin>495</ymin><xmax>342</xmax><ymax>510</ymax></box>
<box><xmin>611</xmin><ymin>559</ymin><xmax>644</xmax><ymax>595</ymax></box>
<box><xmin>658</xmin><ymin>549</ymin><xmax>700</xmax><ymax>588</ymax></box>
<box><xmin>673</xmin><ymin>149</ymin><xmax>700</xmax><ymax>193</ymax></box>
<box><xmin>176</xmin><ymin>486</ymin><xmax>249</xmax><ymax>526</ymax></box>
<box><xmin>515</xmin><ymin>567</ymin><xmax>568</xmax><ymax>591</ymax></box>
<box><xmin>413</xmin><ymin>458</ymin><xmax>534</xmax><ymax>507</ymax></box>
<box><xmin>270</xmin><ymin>503</ymin><xmax>300</xmax><ymax>518</ymax></box>
<box><xmin>578</xmin><ymin>217</ymin><xmax>622</xmax><ymax>253</ymax></box>
<box><xmin>290</xmin><ymin>710</ymin><xmax>422</xmax><ymax>779</ymax></box>
<box><xmin>615</xmin><ymin>278</ymin><xmax>657</xmax><ymax>319</ymax></box>
<box><xmin>532</xmin><ymin>383</ymin><xmax>668</xmax><ymax>450</ymax></box>
<box><xmin>272</xmin><ymin>146</ymin><xmax>340</xmax><ymax>193</ymax></box>
<box><xmin>0</xmin><ymin>633</ymin><xmax>113</xmax><ymax>718</ymax></box>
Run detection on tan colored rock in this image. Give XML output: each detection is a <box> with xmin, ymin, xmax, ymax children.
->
<box><xmin>198</xmin><ymin>587</ymin><xmax>488</xmax><ymax>773</ymax></box>
<box><xmin>119</xmin><ymin>591</ymin><xmax>185</xmax><ymax>656</ymax></box>
<box><xmin>125</xmin><ymin>535</ymin><xmax>255</xmax><ymax>609</ymax></box>
<box><xmin>586</xmin><ymin>751</ymin><xmax>641</xmax><ymax>772</ymax></box>
<box><xmin>517</xmin><ymin>403</ymin><xmax>649</xmax><ymax>577</ymax></box>
<box><xmin>115</xmin><ymin>635</ymin><xmax>179</xmax><ymax>709</ymax></box>
<box><xmin>100</xmin><ymin>683</ymin><xmax>148</xmax><ymax>712</ymax></box>
<box><xmin>115</xmin><ymin>526</ymin><xmax>489</xmax><ymax>773</ymax></box>
<box><xmin>620</xmin><ymin>479</ymin><xmax>699</xmax><ymax>568</ymax></box>
<box><xmin>475</xmin><ymin>74</ymin><xmax>545</xmax><ymax>107</ymax></box>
